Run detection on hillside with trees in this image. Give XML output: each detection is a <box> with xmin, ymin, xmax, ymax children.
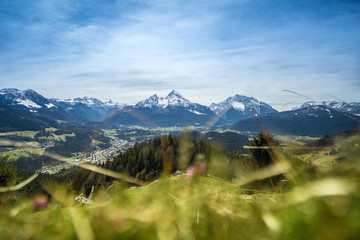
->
<box><xmin>21</xmin><ymin>134</ymin><xmax>239</xmax><ymax>196</ymax></box>
<box><xmin>0</xmin><ymin>130</ymin><xmax>358</xmax><ymax>239</ymax></box>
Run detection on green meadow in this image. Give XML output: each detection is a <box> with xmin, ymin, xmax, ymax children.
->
<box><xmin>0</xmin><ymin>132</ymin><xmax>359</xmax><ymax>239</ymax></box>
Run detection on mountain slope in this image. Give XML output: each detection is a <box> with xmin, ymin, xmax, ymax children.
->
<box><xmin>210</xmin><ymin>95</ymin><xmax>278</xmax><ymax>124</ymax></box>
<box><xmin>0</xmin><ymin>88</ymin><xmax>124</xmax><ymax>124</ymax></box>
<box><xmin>0</xmin><ymin>88</ymin><xmax>66</xmax><ymax>122</ymax></box>
<box><xmin>313</xmin><ymin>127</ymin><xmax>360</xmax><ymax>147</ymax></box>
<box><xmin>106</xmin><ymin>90</ymin><xmax>216</xmax><ymax>127</ymax></box>
<box><xmin>296</xmin><ymin>101</ymin><xmax>360</xmax><ymax>115</ymax></box>
<box><xmin>0</xmin><ymin>102</ymin><xmax>49</xmax><ymax>131</ymax></box>
<box><xmin>232</xmin><ymin>105</ymin><xmax>360</xmax><ymax>136</ymax></box>
<box><xmin>50</xmin><ymin>97</ymin><xmax>124</xmax><ymax>123</ymax></box>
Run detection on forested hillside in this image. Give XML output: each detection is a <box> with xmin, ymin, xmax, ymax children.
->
<box><xmin>0</xmin><ymin>102</ymin><xmax>49</xmax><ymax>131</ymax></box>
<box><xmin>19</xmin><ymin>133</ymin><xmax>248</xmax><ymax>196</ymax></box>
<box><xmin>2</xmin><ymin>129</ymin><xmax>359</xmax><ymax>240</ymax></box>
<box><xmin>0</xmin><ymin>127</ymin><xmax>112</xmax><ymax>172</ymax></box>
<box><xmin>45</xmin><ymin>128</ymin><xmax>111</xmax><ymax>157</ymax></box>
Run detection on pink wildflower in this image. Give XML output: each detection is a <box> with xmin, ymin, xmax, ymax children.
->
<box><xmin>186</xmin><ymin>162</ymin><xmax>206</xmax><ymax>179</ymax></box>
<box><xmin>186</xmin><ymin>166</ymin><xmax>196</xmax><ymax>178</ymax></box>
<box><xmin>32</xmin><ymin>195</ymin><xmax>48</xmax><ymax>211</ymax></box>
<box><xmin>197</xmin><ymin>162</ymin><xmax>206</xmax><ymax>174</ymax></box>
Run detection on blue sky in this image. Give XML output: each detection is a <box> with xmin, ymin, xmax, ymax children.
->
<box><xmin>0</xmin><ymin>0</ymin><xmax>359</xmax><ymax>110</ymax></box>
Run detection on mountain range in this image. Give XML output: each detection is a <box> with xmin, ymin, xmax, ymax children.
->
<box><xmin>294</xmin><ymin>101</ymin><xmax>360</xmax><ymax>115</ymax></box>
<box><xmin>232</xmin><ymin>104</ymin><xmax>360</xmax><ymax>136</ymax></box>
<box><xmin>0</xmin><ymin>88</ymin><xmax>359</xmax><ymax>136</ymax></box>
<box><xmin>50</xmin><ymin>97</ymin><xmax>124</xmax><ymax>122</ymax></box>
<box><xmin>106</xmin><ymin>90</ymin><xmax>217</xmax><ymax>127</ymax></box>
<box><xmin>0</xmin><ymin>88</ymin><xmax>122</xmax><ymax>127</ymax></box>
<box><xmin>0</xmin><ymin>88</ymin><xmax>66</xmax><ymax>122</ymax></box>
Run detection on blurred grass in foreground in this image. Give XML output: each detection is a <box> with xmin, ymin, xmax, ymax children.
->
<box><xmin>0</xmin><ymin>133</ymin><xmax>360</xmax><ymax>239</ymax></box>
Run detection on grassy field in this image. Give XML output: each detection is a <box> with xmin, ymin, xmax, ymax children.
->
<box><xmin>0</xmin><ymin>149</ymin><xmax>30</xmax><ymax>159</ymax></box>
<box><xmin>1</xmin><ymin>169</ymin><xmax>359</xmax><ymax>239</ymax></box>
<box><xmin>91</xmin><ymin>139</ymin><xmax>106</xmax><ymax>150</ymax></box>
<box><xmin>0</xmin><ymin>129</ymin><xmax>74</xmax><ymax>160</ymax></box>
<box><xmin>56</xmin><ymin>120</ymin><xmax>68</xmax><ymax>124</ymax></box>
<box><xmin>37</xmin><ymin>132</ymin><xmax>76</xmax><ymax>142</ymax></box>
<box><xmin>0</xmin><ymin>133</ymin><xmax>359</xmax><ymax>239</ymax></box>
<box><xmin>103</xmin><ymin>129</ymin><xmax>117</xmax><ymax>136</ymax></box>
<box><xmin>48</xmin><ymin>164</ymin><xmax>74</xmax><ymax>170</ymax></box>
<box><xmin>0</xmin><ymin>131</ymin><xmax>38</xmax><ymax>138</ymax></box>
<box><xmin>0</xmin><ymin>148</ymin><xmax>44</xmax><ymax>160</ymax></box>
<box><xmin>45</xmin><ymin>127</ymin><xmax>57</xmax><ymax>132</ymax></box>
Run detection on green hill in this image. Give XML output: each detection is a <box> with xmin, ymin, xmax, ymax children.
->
<box><xmin>1</xmin><ymin>132</ymin><xmax>360</xmax><ymax>239</ymax></box>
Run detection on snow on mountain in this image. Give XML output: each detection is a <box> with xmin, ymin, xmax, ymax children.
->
<box><xmin>232</xmin><ymin>104</ymin><xmax>360</xmax><ymax>137</ymax></box>
<box><xmin>104</xmin><ymin>100</ymin><xmax>120</xmax><ymax>107</ymax></box>
<box><xmin>165</xmin><ymin>90</ymin><xmax>191</xmax><ymax>107</ymax></box>
<box><xmin>106</xmin><ymin>90</ymin><xmax>217</xmax><ymax>127</ymax></box>
<box><xmin>295</xmin><ymin>101</ymin><xmax>360</xmax><ymax>115</ymax></box>
<box><xmin>135</xmin><ymin>94</ymin><xmax>161</xmax><ymax>108</ymax></box>
<box><xmin>189</xmin><ymin>109</ymin><xmax>205</xmax><ymax>115</ymax></box>
<box><xmin>0</xmin><ymin>101</ymin><xmax>50</xmax><ymax>131</ymax></box>
<box><xmin>59</xmin><ymin>97</ymin><xmax>122</xmax><ymax>108</ymax></box>
<box><xmin>45</xmin><ymin>103</ymin><xmax>56</xmax><ymax>108</ymax></box>
<box><xmin>47</xmin><ymin>97</ymin><xmax>122</xmax><ymax>122</ymax></box>
<box><xmin>135</xmin><ymin>90</ymin><xmax>192</xmax><ymax>109</ymax></box>
<box><xmin>133</xmin><ymin>90</ymin><xmax>214</xmax><ymax>116</ymax></box>
<box><xmin>210</xmin><ymin>94</ymin><xmax>278</xmax><ymax>124</ymax></box>
<box><xmin>0</xmin><ymin>88</ymin><xmax>54</xmax><ymax>110</ymax></box>
<box><xmin>0</xmin><ymin>88</ymin><xmax>67</xmax><ymax>124</ymax></box>
<box><xmin>210</xmin><ymin>95</ymin><xmax>275</xmax><ymax>114</ymax></box>
<box><xmin>0</xmin><ymin>88</ymin><xmax>125</xmax><ymax>123</ymax></box>
<box><xmin>17</xmin><ymin>99</ymin><xmax>42</xmax><ymax>109</ymax></box>
<box><xmin>231</xmin><ymin>101</ymin><xmax>245</xmax><ymax>111</ymax></box>
<box><xmin>74</xmin><ymin>97</ymin><xmax>108</xmax><ymax>107</ymax></box>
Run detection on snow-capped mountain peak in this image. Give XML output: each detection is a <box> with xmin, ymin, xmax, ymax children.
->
<box><xmin>292</xmin><ymin>101</ymin><xmax>318</xmax><ymax>110</ymax></box>
<box><xmin>295</xmin><ymin>100</ymin><xmax>360</xmax><ymax>115</ymax></box>
<box><xmin>166</xmin><ymin>90</ymin><xmax>190</xmax><ymax>107</ymax></box>
<box><xmin>135</xmin><ymin>94</ymin><xmax>160</xmax><ymax>108</ymax></box>
<box><xmin>0</xmin><ymin>88</ymin><xmax>53</xmax><ymax>109</ymax></box>
<box><xmin>58</xmin><ymin>96</ymin><xmax>122</xmax><ymax>109</ymax></box>
<box><xmin>136</xmin><ymin>90</ymin><xmax>191</xmax><ymax>109</ymax></box>
<box><xmin>0</xmin><ymin>88</ymin><xmax>126</xmax><ymax>124</ymax></box>
<box><xmin>23</xmin><ymin>89</ymin><xmax>38</xmax><ymax>95</ymax></box>
<box><xmin>166</xmin><ymin>90</ymin><xmax>183</xmax><ymax>98</ymax></box>
<box><xmin>49</xmin><ymin>96</ymin><xmax>124</xmax><ymax>122</ymax></box>
<box><xmin>210</xmin><ymin>94</ymin><xmax>270</xmax><ymax>114</ymax></box>
<box><xmin>104</xmin><ymin>100</ymin><xmax>121</xmax><ymax>107</ymax></box>
<box><xmin>0</xmin><ymin>88</ymin><xmax>21</xmax><ymax>94</ymax></box>
<box><xmin>108</xmin><ymin>90</ymin><xmax>216</xmax><ymax>127</ymax></box>
<box><xmin>73</xmin><ymin>97</ymin><xmax>104</xmax><ymax>106</ymax></box>
<box><xmin>209</xmin><ymin>94</ymin><xmax>278</xmax><ymax>124</ymax></box>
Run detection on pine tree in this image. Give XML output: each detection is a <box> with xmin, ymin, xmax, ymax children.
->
<box><xmin>0</xmin><ymin>156</ymin><xmax>21</xmax><ymax>186</ymax></box>
<box><xmin>249</xmin><ymin>132</ymin><xmax>276</xmax><ymax>168</ymax></box>
<box><xmin>249</xmin><ymin>132</ymin><xmax>283</xmax><ymax>187</ymax></box>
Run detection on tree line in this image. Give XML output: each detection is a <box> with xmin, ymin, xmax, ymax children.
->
<box><xmin>2</xmin><ymin>132</ymin><xmax>283</xmax><ymax>198</ymax></box>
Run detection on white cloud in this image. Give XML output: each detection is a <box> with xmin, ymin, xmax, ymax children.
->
<box><xmin>0</xmin><ymin>0</ymin><xmax>359</xmax><ymax>109</ymax></box>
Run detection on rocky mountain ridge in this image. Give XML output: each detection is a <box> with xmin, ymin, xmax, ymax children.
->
<box><xmin>1</xmin><ymin>88</ymin><xmax>359</xmax><ymax>133</ymax></box>
<box><xmin>210</xmin><ymin>94</ymin><xmax>278</xmax><ymax>124</ymax></box>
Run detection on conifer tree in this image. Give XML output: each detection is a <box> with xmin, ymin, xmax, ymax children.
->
<box><xmin>250</xmin><ymin>132</ymin><xmax>276</xmax><ymax>168</ymax></box>
<box><xmin>0</xmin><ymin>156</ymin><xmax>21</xmax><ymax>186</ymax></box>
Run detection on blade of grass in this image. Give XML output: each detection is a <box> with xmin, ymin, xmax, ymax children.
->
<box><xmin>0</xmin><ymin>139</ymin><xmax>146</xmax><ymax>186</ymax></box>
<box><xmin>0</xmin><ymin>173</ymin><xmax>39</xmax><ymax>193</ymax></box>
